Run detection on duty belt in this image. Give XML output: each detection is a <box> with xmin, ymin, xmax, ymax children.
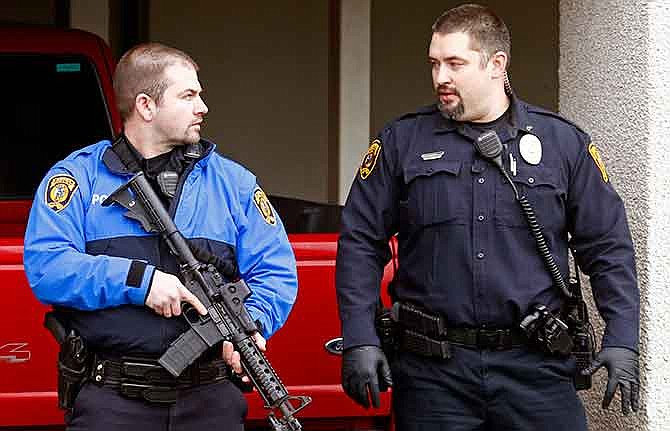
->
<box><xmin>90</xmin><ymin>355</ymin><xmax>230</xmax><ymax>404</ymax></box>
<box><xmin>400</xmin><ymin>326</ymin><xmax>527</xmax><ymax>360</ymax></box>
<box><xmin>391</xmin><ymin>302</ymin><xmax>527</xmax><ymax>360</ymax></box>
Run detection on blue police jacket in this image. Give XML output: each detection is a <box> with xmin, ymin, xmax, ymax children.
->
<box><xmin>24</xmin><ymin>139</ymin><xmax>298</xmax><ymax>355</ymax></box>
<box><xmin>336</xmin><ymin>96</ymin><xmax>639</xmax><ymax>352</ymax></box>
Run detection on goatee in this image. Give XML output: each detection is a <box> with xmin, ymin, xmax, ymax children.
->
<box><xmin>439</xmin><ymin>101</ymin><xmax>465</xmax><ymax>121</ymax></box>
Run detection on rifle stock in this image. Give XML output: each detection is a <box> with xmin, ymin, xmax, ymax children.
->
<box><xmin>103</xmin><ymin>172</ymin><xmax>311</xmax><ymax>431</ymax></box>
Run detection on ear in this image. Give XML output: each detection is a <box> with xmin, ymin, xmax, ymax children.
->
<box><xmin>490</xmin><ymin>51</ymin><xmax>508</xmax><ymax>79</ymax></box>
<box><xmin>134</xmin><ymin>93</ymin><xmax>156</xmax><ymax>122</ymax></box>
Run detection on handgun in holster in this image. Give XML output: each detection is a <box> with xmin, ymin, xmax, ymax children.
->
<box><xmin>44</xmin><ymin>312</ymin><xmax>91</xmax><ymax>409</ymax></box>
<box><xmin>374</xmin><ymin>275</ymin><xmax>400</xmax><ymax>356</ymax></box>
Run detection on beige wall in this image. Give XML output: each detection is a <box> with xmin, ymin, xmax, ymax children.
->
<box><xmin>70</xmin><ymin>0</ymin><xmax>109</xmax><ymax>43</ymax></box>
<box><xmin>370</xmin><ymin>0</ymin><xmax>558</xmax><ymax>134</ymax></box>
<box><xmin>149</xmin><ymin>1</ymin><xmax>331</xmax><ymax>202</ymax></box>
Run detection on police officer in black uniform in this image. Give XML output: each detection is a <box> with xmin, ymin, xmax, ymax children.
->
<box><xmin>336</xmin><ymin>4</ymin><xmax>640</xmax><ymax>430</ymax></box>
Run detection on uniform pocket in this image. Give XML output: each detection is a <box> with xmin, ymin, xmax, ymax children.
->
<box><xmin>538</xmin><ymin>355</ymin><xmax>577</xmax><ymax>383</ymax></box>
<box><xmin>495</xmin><ymin>165</ymin><xmax>564</xmax><ymax>229</ymax></box>
<box><xmin>404</xmin><ymin>159</ymin><xmax>467</xmax><ymax>226</ymax></box>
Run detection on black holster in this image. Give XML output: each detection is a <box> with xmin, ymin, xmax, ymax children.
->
<box><xmin>44</xmin><ymin>312</ymin><xmax>91</xmax><ymax>409</ymax></box>
<box><xmin>563</xmin><ymin>278</ymin><xmax>596</xmax><ymax>391</ymax></box>
<box><xmin>375</xmin><ymin>307</ymin><xmax>397</xmax><ymax>356</ymax></box>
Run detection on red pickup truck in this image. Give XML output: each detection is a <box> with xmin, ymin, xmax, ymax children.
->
<box><xmin>0</xmin><ymin>26</ymin><xmax>393</xmax><ymax>430</ymax></box>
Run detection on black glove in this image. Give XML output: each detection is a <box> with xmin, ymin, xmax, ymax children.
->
<box><xmin>187</xmin><ymin>240</ymin><xmax>239</xmax><ymax>280</ymax></box>
<box><xmin>582</xmin><ymin>347</ymin><xmax>640</xmax><ymax>415</ymax></box>
<box><xmin>341</xmin><ymin>345</ymin><xmax>393</xmax><ymax>408</ymax></box>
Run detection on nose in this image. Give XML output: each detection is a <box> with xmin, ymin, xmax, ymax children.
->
<box><xmin>435</xmin><ymin>64</ymin><xmax>452</xmax><ymax>87</ymax></box>
<box><xmin>196</xmin><ymin>95</ymin><xmax>208</xmax><ymax>116</ymax></box>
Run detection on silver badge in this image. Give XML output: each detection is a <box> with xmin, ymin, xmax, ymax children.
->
<box><xmin>420</xmin><ymin>151</ymin><xmax>445</xmax><ymax>161</ymax></box>
<box><xmin>519</xmin><ymin>134</ymin><xmax>542</xmax><ymax>165</ymax></box>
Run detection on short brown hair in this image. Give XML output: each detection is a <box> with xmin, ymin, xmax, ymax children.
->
<box><xmin>432</xmin><ymin>3</ymin><xmax>510</xmax><ymax>68</ymax></box>
<box><xmin>113</xmin><ymin>43</ymin><xmax>199</xmax><ymax>122</ymax></box>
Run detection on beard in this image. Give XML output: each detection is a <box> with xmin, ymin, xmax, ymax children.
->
<box><xmin>439</xmin><ymin>100</ymin><xmax>465</xmax><ymax>120</ymax></box>
<box><xmin>437</xmin><ymin>86</ymin><xmax>465</xmax><ymax>120</ymax></box>
<box><xmin>182</xmin><ymin>126</ymin><xmax>202</xmax><ymax>145</ymax></box>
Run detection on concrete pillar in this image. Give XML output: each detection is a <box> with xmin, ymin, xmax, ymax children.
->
<box><xmin>70</xmin><ymin>0</ymin><xmax>109</xmax><ymax>44</ymax></box>
<box><xmin>339</xmin><ymin>0</ymin><xmax>371</xmax><ymax>204</ymax></box>
<box><xmin>560</xmin><ymin>1</ymin><xmax>669</xmax><ymax>430</ymax></box>
<box><xmin>645</xmin><ymin>4</ymin><xmax>670</xmax><ymax>428</ymax></box>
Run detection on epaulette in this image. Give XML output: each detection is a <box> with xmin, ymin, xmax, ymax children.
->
<box><xmin>524</xmin><ymin>103</ymin><xmax>587</xmax><ymax>135</ymax></box>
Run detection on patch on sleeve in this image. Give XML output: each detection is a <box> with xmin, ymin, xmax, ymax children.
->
<box><xmin>45</xmin><ymin>174</ymin><xmax>79</xmax><ymax>212</ymax></box>
<box><xmin>588</xmin><ymin>143</ymin><xmax>609</xmax><ymax>183</ymax></box>
<box><xmin>253</xmin><ymin>188</ymin><xmax>277</xmax><ymax>226</ymax></box>
<box><xmin>359</xmin><ymin>139</ymin><xmax>382</xmax><ymax>180</ymax></box>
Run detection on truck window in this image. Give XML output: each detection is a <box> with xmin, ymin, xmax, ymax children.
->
<box><xmin>0</xmin><ymin>54</ymin><xmax>113</xmax><ymax>199</ymax></box>
<box><xmin>269</xmin><ymin>195</ymin><xmax>342</xmax><ymax>234</ymax></box>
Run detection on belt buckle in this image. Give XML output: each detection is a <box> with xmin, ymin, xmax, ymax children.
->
<box><xmin>477</xmin><ymin>329</ymin><xmax>506</xmax><ymax>350</ymax></box>
<box><xmin>120</xmin><ymin>382</ymin><xmax>177</xmax><ymax>404</ymax></box>
<box><xmin>122</xmin><ymin>358</ymin><xmax>176</xmax><ymax>385</ymax></box>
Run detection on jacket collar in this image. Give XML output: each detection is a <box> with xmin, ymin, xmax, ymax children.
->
<box><xmin>102</xmin><ymin>134</ymin><xmax>215</xmax><ymax>175</ymax></box>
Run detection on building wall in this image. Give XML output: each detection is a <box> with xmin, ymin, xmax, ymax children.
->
<box><xmin>70</xmin><ymin>0</ymin><xmax>109</xmax><ymax>43</ymax></box>
<box><xmin>560</xmin><ymin>1</ymin><xmax>650</xmax><ymax>430</ymax></box>
<box><xmin>149</xmin><ymin>1</ymin><xmax>331</xmax><ymax>203</ymax></box>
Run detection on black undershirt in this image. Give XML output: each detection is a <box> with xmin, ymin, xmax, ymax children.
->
<box><xmin>466</xmin><ymin>106</ymin><xmax>512</xmax><ymax>136</ymax></box>
<box><xmin>124</xmin><ymin>141</ymin><xmax>189</xmax><ymax>208</ymax></box>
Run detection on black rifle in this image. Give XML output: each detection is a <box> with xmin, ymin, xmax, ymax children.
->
<box><xmin>103</xmin><ymin>172</ymin><xmax>311</xmax><ymax>431</ymax></box>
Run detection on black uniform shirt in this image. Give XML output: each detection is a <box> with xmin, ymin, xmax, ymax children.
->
<box><xmin>335</xmin><ymin>96</ymin><xmax>639</xmax><ymax>352</ymax></box>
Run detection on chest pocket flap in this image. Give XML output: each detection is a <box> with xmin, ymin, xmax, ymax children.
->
<box><xmin>404</xmin><ymin>158</ymin><xmax>466</xmax><ymax>226</ymax></box>
<box><xmin>509</xmin><ymin>165</ymin><xmax>557</xmax><ymax>188</ymax></box>
<box><xmin>404</xmin><ymin>158</ymin><xmax>462</xmax><ymax>183</ymax></box>
<box><xmin>496</xmin><ymin>165</ymin><xmax>564</xmax><ymax>228</ymax></box>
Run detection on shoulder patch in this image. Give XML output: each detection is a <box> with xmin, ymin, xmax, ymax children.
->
<box><xmin>588</xmin><ymin>143</ymin><xmax>609</xmax><ymax>183</ymax></box>
<box><xmin>360</xmin><ymin>140</ymin><xmax>382</xmax><ymax>180</ymax></box>
<box><xmin>45</xmin><ymin>174</ymin><xmax>78</xmax><ymax>212</ymax></box>
<box><xmin>253</xmin><ymin>188</ymin><xmax>277</xmax><ymax>226</ymax></box>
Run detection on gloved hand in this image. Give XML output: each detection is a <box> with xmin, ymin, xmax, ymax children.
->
<box><xmin>188</xmin><ymin>240</ymin><xmax>239</xmax><ymax>280</ymax></box>
<box><xmin>582</xmin><ymin>347</ymin><xmax>640</xmax><ymax>415</ymax></box>
<box><xmin>341</xmin><ymin>345</ymin><xmax>393</xmax><ymax>408</ymax></box>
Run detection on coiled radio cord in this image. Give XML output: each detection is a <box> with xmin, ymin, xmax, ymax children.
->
<box><xmin>475</xmin><ymin>130</ymin><xmax>572</xmax><ymax>299</ymax></box>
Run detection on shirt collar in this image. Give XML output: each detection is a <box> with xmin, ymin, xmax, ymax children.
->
<box><xmin>433</xmin><ymin>93</ymin><xmax>532</xmax><ymax>140</ymax></box>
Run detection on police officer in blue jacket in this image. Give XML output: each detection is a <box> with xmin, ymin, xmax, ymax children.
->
<box><xmin>336</xmin><ymin>4</ymin><xmax>640</xmax><ymax>430</ymax></box>
<box><xmin>24</xmin><ymin>43</ymin><xmax>298</xmax><ymax>430</ymax></box>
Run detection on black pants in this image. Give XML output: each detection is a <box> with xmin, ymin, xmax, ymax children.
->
<box><xmin>65</xmin><ymin>380</ymin><xmax>247</xmax><ymax>431</ymax></box>
<box><xmin>391</xmin><ymin>347</ymin><xmax>587</xmax><ymax>431</ymax></box>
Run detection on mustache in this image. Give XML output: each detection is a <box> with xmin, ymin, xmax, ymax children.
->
<box><xmin>436</xmin><ymin>85</ymin><xmax>461</xmax><ymax>95</ymax></box>
<box><xmin>437</xmin><ymin>85</ymin><xmax>460</xmax><ymax>96</ymax></box>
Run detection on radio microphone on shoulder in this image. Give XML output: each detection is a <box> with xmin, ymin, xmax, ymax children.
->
<box><xmin>474</xmin><ymin>129</ymin><xmax>520</xmax><ymax>201</ymax></box>
<box><xmin>475</xmin><ymin>130</ymin><xmax>504</xmax><ymax>170</ymax></box>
